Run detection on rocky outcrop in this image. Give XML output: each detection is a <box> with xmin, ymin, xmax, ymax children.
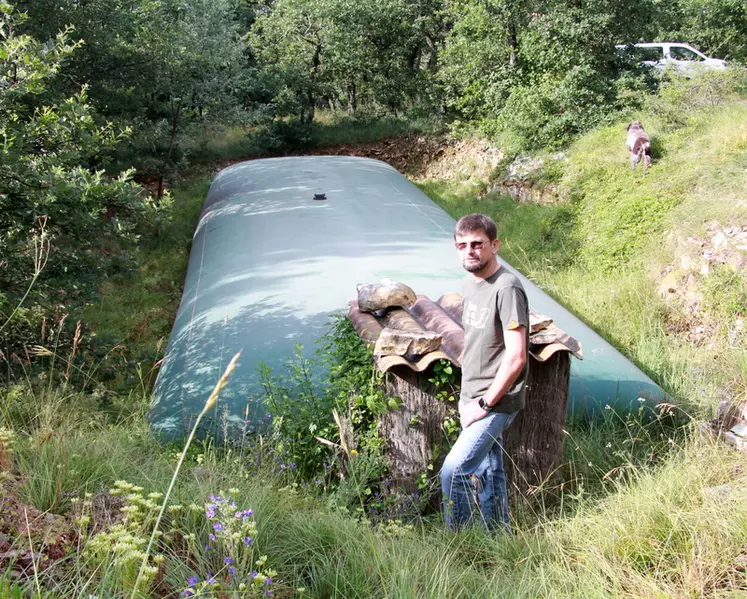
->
<box><xmin>488</xmin><ymin>153</ymin><xmax>565</xmax><ymax>204</ymax></box>
<box><xmin>656</xmin><ymin>222</ymin><xmax>747</xmax><ymax>344</ymax></box>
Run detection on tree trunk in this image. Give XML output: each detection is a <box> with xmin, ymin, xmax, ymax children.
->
<box><xmin>507</xmin><ymin>22</ymin><xmax>518</xmax><ymax>68</ymax></box>
<box><xmin>381</xmin><ymin>366</ymin><xmax>452</xmax><ymax>491</ymax></box>
<box><xmin>503</xmin><ymin>352</ymin><xmax>570</xmax><ymax>497</ymax></box>
<box><xmin>379</xmin><ymin>353</ymin><xmax>570</xmax><ymax>503</ymax></box>
<box><xmin>306</xmin><ymin>87</ymin><xmax>315</xmax><ymax>124</ymax></box>
<box><xmin>347</xmin><ymin>82</ymin><xmax>357</xmax><ymax>116</ymax></box>
<box><xmin>425</xmin><ymin>35</ymin><xmax>439</xmax><ymax>72</ymax></box>
<box><xmin>305</xmin><ymin>42</ymin><xmax>321</xmax><ymax>124</ymax></box>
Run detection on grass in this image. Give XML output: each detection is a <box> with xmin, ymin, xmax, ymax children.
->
<box><xmin>1</xmin><ymin>81</ymin><xmax>747</xmax><ymax>597</ymax></box>
<box><xmin>2</xmin><ymin>405</ymin><xmax>745</xmax><ymax>597</ymax></box>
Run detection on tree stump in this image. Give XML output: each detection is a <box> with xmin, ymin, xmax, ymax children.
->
<box><xmin>380</xmin><ymin>366</ymin><xmax>452</xmax><ymax>491</ymax></box>
<box><xmin>503</xmin><ymin>352</ymin><xmax>570</xmax><ymax>497</ymax></box>
<box><xmin>379</xmin><ymin>352</ymin><xmax>570</xmax><ymax>502</ymax></box>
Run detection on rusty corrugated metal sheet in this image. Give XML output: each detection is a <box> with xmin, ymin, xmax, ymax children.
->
<box><xmin>348</xmin><ymin>293</ymin><xmax>582</xmax><ymax>374</ymax></box>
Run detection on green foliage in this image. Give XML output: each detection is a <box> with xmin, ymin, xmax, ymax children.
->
<box><xmin>647</xmin><ymin>67</ymin><xmax>747</xmax><ymax>126</ymax></box>
<box><xmin>18</xmin><ymin>0</ymin><xmax>251</xmax><ymax>184</ymax></box>
<box><xmin>0</xmin><ymin>578</ymin><xmax>28</xmax><ymax>599</ymax></box>
<box><xmin>250</xmin><ymin>0</ymin><xmax>442</xmax><ymax>124</ymax></box>
<box><xmin>701</xmin><ymin>265</ymin><xmax>747</xmax><ymax>318</ymax></box>
<box><xmin>0</xmin><ymin>4</ymin><xmax>156</xmax><ymax>361</ymax></box>
<box><xmin>258</xmin><ymin>346</ymin><xmax>335</xmax><ymax>479</ymax></box>
<box><xmin>83</xmin><ymin>481</ymin><xmax>164</xmax><ymax>590</ymax></box>
<box><xmin>439</xmin><ymin>0</ymin><xmax>659</xmax><ymax>149</ymax></box>
<box><xmin>660</xmin><ymin>0</ymin><xmax>747</xmax><ymax>63</ymax></box>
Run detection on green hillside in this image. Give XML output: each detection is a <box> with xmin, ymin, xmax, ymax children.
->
<box><xmin>423</xmin><ymin>72</ymin><xmax>747</xmax><ymax>416</ymax></box>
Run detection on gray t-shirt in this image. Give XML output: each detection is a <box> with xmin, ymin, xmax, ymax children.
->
<box><xmin>460</xmin><ymin>267</ymin><xmax>529</xmax><ymax>415</ymax></box>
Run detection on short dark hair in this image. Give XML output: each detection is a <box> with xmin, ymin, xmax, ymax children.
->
<box><xmin>454</xmin><ymin>213</ymin><xmax>497</xmax><ymax>241</ymax></box>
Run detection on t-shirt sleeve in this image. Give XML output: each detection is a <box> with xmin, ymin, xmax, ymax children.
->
<box><xmin>497</xmin><ymin>285</ymin><xmax>529</xmax><ymax>331</ymax></box>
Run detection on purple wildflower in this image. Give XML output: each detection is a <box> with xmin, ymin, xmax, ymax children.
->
<box><xmin>290</xmin><ymin>463</ymin><xmax>297</xmax><ymax>470</ymax></box>
<box><xmin>209</xmin><ymin>533</ymin><xmax>216</xmax><ymax>541</ymax></box>
<box><xmin>207</xmin><ymin>575</ymin><xmax>217</xmax><ymax>586</ymax></box>
<box><xmin>243</xmin><ymin>537</ymin><xmax>253</xmax><ymax>546</ymax></box>
<box><xmin>280</xmin><ymin>464</ymin><xmax>287</xmax><ymax>471</ymax></box>
<box><xmin>205</xmin><ymin>544</ymin><xmax>212</xmax><ymax>551</ymax></box>
<box><xmin>250</xmin><ymin>571</ymin><xmax>258</xmax><ymax>579</ymax></box>
<box><xmin>213</xmin><ymin>522</ymin><xmax>223</xmax><ymax>531</ymax></box>
<box><xmin>181</xmin><ymin>590</ymin><xmax>194</xmax><ymax>597</ymax></box>
<box><xmin>265</xmin><ymin>592</ymin><xmax>272</xmax><ymax>597</ymax></box>
<box><xmin>187</xmin><ymin>575</ymin><xmax>199</xmax><ymax>586</ymax></box>
<box><xmin>228</xmin><ymin>566</ymin><xmax>237</xmax><ymax>576</ymax></box>
<box><xmin>265</xmin><ymin>577</ymin><xmax>273</xmax><ymax>585</ymax></box>
<box><xmin>224</xmin><ymin>556</ymin><xmax>233</xmax><ymax>564</ymax></box>
<box><xmin>206</xmin><ymin>505</ymin><xmax>217</xmax><ymax>518</ymax></box>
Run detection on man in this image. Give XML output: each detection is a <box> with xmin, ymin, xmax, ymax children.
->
<box><xmin>440</xmin><ymin>213</ymin><xmax>529</xmax><ymax>532</ymax></box>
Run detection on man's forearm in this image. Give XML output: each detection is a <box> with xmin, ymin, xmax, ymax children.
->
<box><xmin>482</xmin><ymin>353</ymin><xmax>526</xmax><ymax>408</ymax></box>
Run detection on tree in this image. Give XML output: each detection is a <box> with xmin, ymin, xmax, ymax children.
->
<box><xmin>439</xmin><ymin>0</ymin><xmax>660</xmax><ymax>147</ymax></box>
<box><xmin>250</xmin><ymin>0</ymin><xmax>328</xmax><ymax>123</ymax></box>
<box><xmin>250</xmin><ymin>0</ymin><xmax>443</xmax><ymax>121</ymax></box>
<box><xmin>17</xmin><ymin>0</ymin><xmax>251</xmax><ymax>193</ymax></box>
<box><xmin>439</xmin><ymin>0</ymin><xmax>533</xmax><ymax>120</ymax></box>
<box><xmin>0</xmin><ymin>3</ymin><xmax>153</xmax><ymax>343</ymax></box>
<box><xmin>663</xmin><ymin>0</ymin><xmax>747</xmax><ymax>63</ymax></box>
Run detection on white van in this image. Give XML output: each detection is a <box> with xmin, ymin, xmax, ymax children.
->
<box><xmin>616</xmin><ymin>43</ymin><xmax>728</xmax><ymax>73</ymax></box>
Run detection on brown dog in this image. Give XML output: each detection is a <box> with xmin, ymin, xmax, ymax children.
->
<box><xmin>626</xmin><ymin>121</ymin><xmax>652</xmax><ymax>173</ymax></box>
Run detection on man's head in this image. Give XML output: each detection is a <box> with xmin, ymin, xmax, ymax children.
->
<box><xmin>454</xmin><ymin>214</ymin><xmax>500</xmax><ymax>275</ymax></box>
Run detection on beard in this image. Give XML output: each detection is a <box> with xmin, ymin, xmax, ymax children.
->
<box><xmin>462</xmin><ymin>254</ymin><xmax>489</xmax><ymax>272</ymax></box>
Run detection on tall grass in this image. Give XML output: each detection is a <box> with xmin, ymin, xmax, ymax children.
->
<box><xmin>5</xmin><ymin>406</ymin><xmax>744</xmax><ymax>598</ymax></box>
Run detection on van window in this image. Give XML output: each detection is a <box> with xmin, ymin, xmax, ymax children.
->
<box><xmin>634</xmin><ymin>47</ymin><xmax>664</xmax><ymax>61</ymax></box>
<box><xmin>669</xmin><ymin>47</ymin><xmax>703</xmax><ymax>61</ymax></box>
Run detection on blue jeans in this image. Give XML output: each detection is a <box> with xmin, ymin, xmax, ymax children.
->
<box><xmin>440</xmin><ymin>410</ymin><xmax>518</xmax><ymax>532</ymax></box>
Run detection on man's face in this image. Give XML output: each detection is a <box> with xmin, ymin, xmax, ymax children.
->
<box><xmin>454</xmin><ymin>230</ymin><xmax>499</xmax><ymax>274</ymax></box>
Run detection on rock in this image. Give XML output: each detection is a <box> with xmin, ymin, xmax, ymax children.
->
<box><xmin>712</xmin><ymin>231</ymin><xmax>728</xmax><ymax>249</ymax></box>
<box><xmin>357</xmin><ymin>280</ymin><xmax>417</xmax><ymax>313</ymax></box>
<box><xmin>505</xmin><ymin>156</ymin><xmax>545</xmax><ymax>182</ymax></box>
<box><xmin>374</xmin><ymin>328</ymin><xmax>442</xmax><ymax>357</ymax></box>
<box><xmin>680</xmin><ymin>255</ymin><xmax>694</xmax><ymax>270</ymax></box>
<box><xmin>728</xmin><ymin>252</ymin><xmax>746</xmax><ymax>271</ymax></box>
<box><xmin>731</xmin><ymin>422</ymin><xmax>747</xmax><ymax>438</ymax></box>
<box><xmin>657</xmin><ymin>272</ymin><xmax>678</xmax><ymax>296</ymax></box>
<box><xmin>684</xmin><ymin>290</ymin><xmax>703</xmax><ymax>307</ymax></box>
<box><xmin>700</xmin><ymin>262</ymin><xmax>710</xmax><ymax>276</ymax></box>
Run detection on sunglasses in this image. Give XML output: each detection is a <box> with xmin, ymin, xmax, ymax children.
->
<box><xmin>454</xmin><ymin>240</ymin><xmax>488</xmax><ymax>251</ymax></box>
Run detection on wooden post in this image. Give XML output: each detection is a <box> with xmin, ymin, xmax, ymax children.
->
<box><xmin>380</xmin><ymin>366</ymin><xmax>451</xmax><ymax>492</ymax></box>
<box><xmin>378</xmin><ymin>353</ymin><xmax>570</xmax><ymax>502</ymax></box>
<box><xmin>504</xmin><ymin>352</ymin><xmax>570</xmax><ymax>498</ymax></box>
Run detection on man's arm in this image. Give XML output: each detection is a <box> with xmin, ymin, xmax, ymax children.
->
<box><xmin>481</xmin><ymin>326</ymin><xmax>527</xmax><ymax>408</ymax></box>
<box><xmin>461</xmin><ymin>326</ymin><xmax>527</xmax><ymax>427</ymax></box>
